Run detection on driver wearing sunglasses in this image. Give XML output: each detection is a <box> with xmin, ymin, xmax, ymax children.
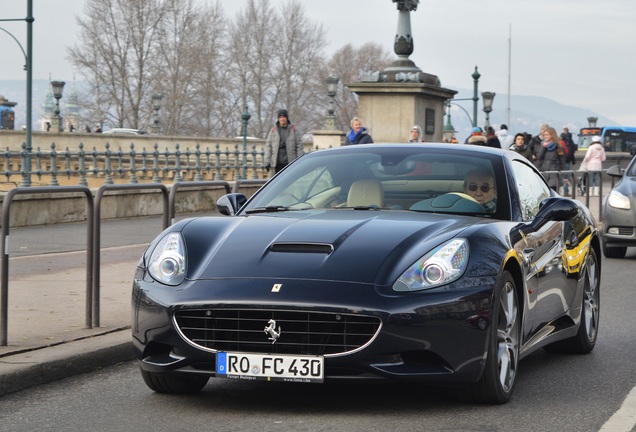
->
<box><xmin>464</xmin><ymin>168</ymin><xmax>497</xmax><ymax>213</ymax></box>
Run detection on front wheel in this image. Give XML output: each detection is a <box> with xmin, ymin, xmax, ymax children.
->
<box><xmin>469</xmin><ymin>271</ymin><xmax>520</xmax><ymax>404</ymax></box>
<box><xmin>140</xmin><ymin>368</ymin><xmax>209</xmax><ymax>394</ymax></box>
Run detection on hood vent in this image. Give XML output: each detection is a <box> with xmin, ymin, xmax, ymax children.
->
<box><xmin>270</xmin><ymin>242</ymin><xmax>334</xmax><ymax>254</ymax></box>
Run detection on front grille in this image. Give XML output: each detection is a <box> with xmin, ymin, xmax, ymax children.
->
<box><xmin>174</xmin><ymin>308</ymin><xmax>382</xmax><ymax>356</ymax></box>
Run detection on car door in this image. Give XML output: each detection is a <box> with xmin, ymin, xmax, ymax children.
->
<box><xmin>509</xmin><ymin>159</ymin><xmax>576</xmax><ymax>339</ymax></box>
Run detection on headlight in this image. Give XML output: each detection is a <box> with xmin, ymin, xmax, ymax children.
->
<box><xmin>393</xmin><ymin>238</ymin><xmax>469</xmax><ymax>292</ymax></box>
<box><xmin>147</xmin><ymin>232</ymin><xmax>187</xmax><ymax>286</ymax></box>
<box><xmin>607</xmin><ymin>190</ymin><xmax>631</xmax><ymax>210</ymax></box>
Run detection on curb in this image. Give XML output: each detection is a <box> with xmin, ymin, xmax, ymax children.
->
<box><xmin>0</xmin><ymin>330</ymin><xmax>134</xmax><ymax>396</ymax></box>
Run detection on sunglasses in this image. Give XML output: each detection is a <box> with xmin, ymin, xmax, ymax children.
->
<box><xmin>466</xmin><ymin>183</ymin><xmax>493</xmax><ymax>193</ymax></box>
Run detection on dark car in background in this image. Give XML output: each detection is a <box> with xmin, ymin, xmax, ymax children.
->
<box><xmin>602</xmin><ymin>160</ymin><xmax>636</xmax><ymax>258</ymax></box>
<box><xmin>132</xmin><ymin>143</ymin><xmax>601</xmax><ymax>404</ymax></box>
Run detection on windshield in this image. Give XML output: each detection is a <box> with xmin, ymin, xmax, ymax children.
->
<box><xmin>243</xmin><ymin>147</ymin><xmax>500</xmax><ymax>216</ymax></box>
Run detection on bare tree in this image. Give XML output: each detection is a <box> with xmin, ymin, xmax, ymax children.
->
<box><xmin>227</xmin><ymin>0</ymin><xmax>327</xmax><ymax>138</ymax></box>
<box><xmin>227</xmin><ymin>0</ymin><xmax>277</xmax><ymax>138</ymax></box>
<box><xmin>68</xmin><ymin>0</ymin><xmax>171</xmax><ymax>130</ymax></box>
<box><xmin>269</xmin><ymin>1</ymin><xmax>327</xmax><ymax>134</ymax></box>
<box><xmin>67</xmin><ymin>0</ymin><xmax>386</xmax><ymax>139</ymax></box>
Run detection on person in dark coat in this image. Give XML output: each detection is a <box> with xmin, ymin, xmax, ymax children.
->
<box><xmin>264</xmin><ymin>109</ymin><xmax>303</xmax><ymax>173</ymax></box>
<box><xmin>537</xmin><ymin>126</ymin><xmax>564</xmax><ymax>191</ymax></box>
<box><xmin>466</xmin><ymin>127</ymin><xmax>487</xmax><ymax>146</ymax></box>
<box><xmin>345</xmin><ymin>117</ymin><xmax>373</xmax><ymax>145</ymax></box>
<box><xmin>485</xmin><ymin>126</ymin><xmax>501</xmax><ymax>148</ymax></box>
<box><xmin>510</xmin><ymin>133</ymin><xmax>534</xmax><ymax>160</ymax></box>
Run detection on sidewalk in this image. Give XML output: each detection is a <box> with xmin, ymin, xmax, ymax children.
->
<box><xmin>0</xmin><ymin>215</ymin><xmax>163</xmax><ymax>396</ymax></box>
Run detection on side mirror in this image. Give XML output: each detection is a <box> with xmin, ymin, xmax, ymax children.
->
<box><xmin>530</xmin><ymin>197</ymin><xmax>578</xmax><ymax>231</ymax></box>
<box><xmin>216</xmin><ymin>193</ymin><xmax>247</xmax><ymax>216</ymax></box>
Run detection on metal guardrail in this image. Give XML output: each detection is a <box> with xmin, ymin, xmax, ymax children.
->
<box><xmin>1</xmin><ymin>186</ymin><xmax>94</xmax><ymax>345</ymax></box>
<box><xmin>93</xmin><ymin>184</ymin><xmax>170</xmax><ymax>328</ymax></box>
<box><xmin>0</xmin><ymin>180</ymin><xmax>263</xmax><ymax>344</ymax></box>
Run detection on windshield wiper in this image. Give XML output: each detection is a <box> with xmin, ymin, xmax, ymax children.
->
<box><xmin>245</xmin><ymin>205</ymin><xmax>295</xmax><ymax>214</ymax></box>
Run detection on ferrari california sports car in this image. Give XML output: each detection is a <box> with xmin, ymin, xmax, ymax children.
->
<box><xmin>132</xmin><ymin>143</ymin><xmax>601</xmax><ymax>404</ymax></box>
<box><xmin>602</xmin><ymin>160</ymin><xmax>636</xmax><ymax>258</ymax></box>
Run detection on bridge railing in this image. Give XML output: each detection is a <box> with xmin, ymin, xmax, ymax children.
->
<box><xmin>0</xmin><ymin>141</ymin><xmax>279</xmax><ymax>188</ymax></box>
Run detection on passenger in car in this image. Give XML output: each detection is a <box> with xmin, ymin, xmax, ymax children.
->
<box><xmin>464</xmin><ymin>168</ymin><xmax>497</xmax><ymax>213</ymax></box>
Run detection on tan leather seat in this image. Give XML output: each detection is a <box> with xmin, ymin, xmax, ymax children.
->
<box><xmin>347</xmin><ymin>179</ymin><xmax>384</xmax><ymax>207</ymax></box>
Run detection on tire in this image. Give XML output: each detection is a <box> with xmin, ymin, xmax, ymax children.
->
<box><xmin>545</xmin><ymin>248</ymin><xmax>600</xmax><ymax>354</ymax></box>
<box><xmin>469</xmin><ymin>271</ymin><xmax>520</xmax><ymax>404</ymax></box>
<box><xmin>140</xmin><ymin>368</ymin><xmax>209</xmax><ymax>394</ymax></box>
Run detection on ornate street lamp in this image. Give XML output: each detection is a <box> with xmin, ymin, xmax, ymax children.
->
<box><xmin>443</xmin><ymin>101</ymin><xmax>457</xmax><ymax>143</ymax></box>
<box><xmin>50</xmin><ymin>80</ymin><xmax>65</xmax><ymax>132</ymax></box>
<box><xmin>241</xmin><ymin>106</ymin><xmax>251</xmax><ymax>179</ymax></box>
<box><xmin>481</xmin><ymin>91</ymin><xmax>495</xmax><ymax>129</ymax></box>
<box><xmin>325</xmin><ymin>76</ymin><xmax>339</xmax><ymax>130</ymax></box>
<box><xmin>152</xmin><ymin>93</ymin><xmax>163</xmax><ymax>134</ymax></box>
<box><xmin>587</xmin><ymin>117</ymin><xmax>598</xmax><ymax>128</ymax></box>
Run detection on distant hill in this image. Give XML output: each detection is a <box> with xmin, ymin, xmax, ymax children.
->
<box><xmin>0</xmin><ymin>80</ymin><xmax>616</xmax><ymax>142</ymax></box>
<box><xmin>450</xmin><ymin>89</ymin><xmax>616</xmax><ymax>143</ymax></box>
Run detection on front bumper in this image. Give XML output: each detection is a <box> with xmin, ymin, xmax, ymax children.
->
<box><xmin>602</xmin><ymin>205</ymin><xmax>636</xmax><ymax>247</ymax></box>
<box><xmin>132</xmin><ymin>274</ymin><xmax>497</xmax><ymax>384</ymax></box>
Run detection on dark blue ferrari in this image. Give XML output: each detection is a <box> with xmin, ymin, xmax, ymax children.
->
<box><xmin>132</xmin><ymin>143</ymin><xmax>601</xmax><ymax>404</ymax></box>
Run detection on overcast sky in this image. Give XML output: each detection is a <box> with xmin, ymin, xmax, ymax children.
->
<box><xmin>2</xmin><ymin>0</ymin><xmax>636</xmax><ymax>126</ymax></box>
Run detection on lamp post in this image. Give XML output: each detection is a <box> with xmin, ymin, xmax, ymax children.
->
<box><xmin>587</xmin><ymin>116</ymin><xmax>598</xmax><ymax>128</ymax></box>
<box><xmin>471</xmin><ymin>66</ymin><xmax>480</xmax><ymax>128</ymax></box>
<box><xmin>152</xmin><ymin>93</ymin><xmax>163</xmax><ymax>134</ymax></box>
<box><xmin>50</xmin><ymin>81</ymin><xmax>65</xmax><ymax>132</ymax></box>
<box><xmin>1</xmin><ymin>0</ymin><xmax>33</xmax><ymax>186</ymax></box>
<box><xmin>450</xmin><ymin>67</ymin><xmax>481</xmax><ymax>128</ymax></box>
<box><xmin>481</xmin><ymin>91</ymin><xmax>495</xmax><ymax>130</ymax></box>
<box><xmin>443</xmin><ymin>100</ymin><xmax>457</xmax><ymax>143</ymax></box>
<box><xmin>241</xmin><ymin>105</ymin><xmax>251</xmax><ymax>179</ymax></box>
<box><xmin>325</xmin><ymin>76</ymin><xmax>339</xmax><ymax>130</ymax></box>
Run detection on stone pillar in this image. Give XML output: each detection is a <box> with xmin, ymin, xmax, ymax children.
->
<box><xmin>312</xmin><ymin>129</ymin><xmax>345</xmax><ymax>149</ymax></box>
<box><xmin>346</xmin><ymin>82</ymin><xmax>456</xmax><ymax>143</ymax></box>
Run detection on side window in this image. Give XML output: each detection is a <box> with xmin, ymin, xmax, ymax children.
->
<box><xmin>511</xmin><ymin>160</ymin><xmax>551</xmax><ymax>221</ymax></box>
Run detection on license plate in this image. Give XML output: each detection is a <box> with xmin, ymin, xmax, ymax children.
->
<box><xmin>216</xmin><ymin>352</ymin><xmax>324</xmax><ymax>383</ymax></box>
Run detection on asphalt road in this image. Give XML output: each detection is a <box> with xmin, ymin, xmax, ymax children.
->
<box><xmin>0</xmin><ymin>248</ymin><xmax>635</xmax><ymax>431</ymax></box>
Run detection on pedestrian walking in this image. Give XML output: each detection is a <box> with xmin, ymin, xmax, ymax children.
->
<box><xmin>561</xmin><ymin>127</ymin><xmax>577</xmax><ymax>195</ymax></box>
<box><xmin>264</xmin><ymin>109</ymin><xmax>303</xmax><ymax>173</ymax></box>
<box><xmin>466</xmin><ymin>127</ymin><xmax>487</xmax><ymax>146</ymax></box>
<box><xmin>581</xmin><ymin>135</ymin><xmax>606</xmax><ymax>196</ymax></box>
<box><xmin>510</xmin><ymin>133</ymin><xmax>533</xmax><ymax>160</ymax></box>
<box><xmin>345</xmin><ymin>117</ymin><xmax>373</xmax><ymax>145</ymax></box>
<box><xmin>485</xmin><ymin>126</ymin><xmax>502</xmax><ymax>149</ymax></box>
<box><xmin>496</xmin><ymin>124</ymin><xmax>514</xmax><ymax>148</ymax></box>
<box><xmin>537</xmin><ymin>126</ymin><xmax>565</xmax><ymax>191</ymax></box>
<box><xmin>408</xmin><ymin>125</ymin><xmax>423</xmax><ymax>143</ymax></box>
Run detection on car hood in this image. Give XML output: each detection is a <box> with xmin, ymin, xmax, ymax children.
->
<box><xmin>180</xmin><ymin>210</ymin><xmax>484</xmax><ymax>285</ymax></box>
